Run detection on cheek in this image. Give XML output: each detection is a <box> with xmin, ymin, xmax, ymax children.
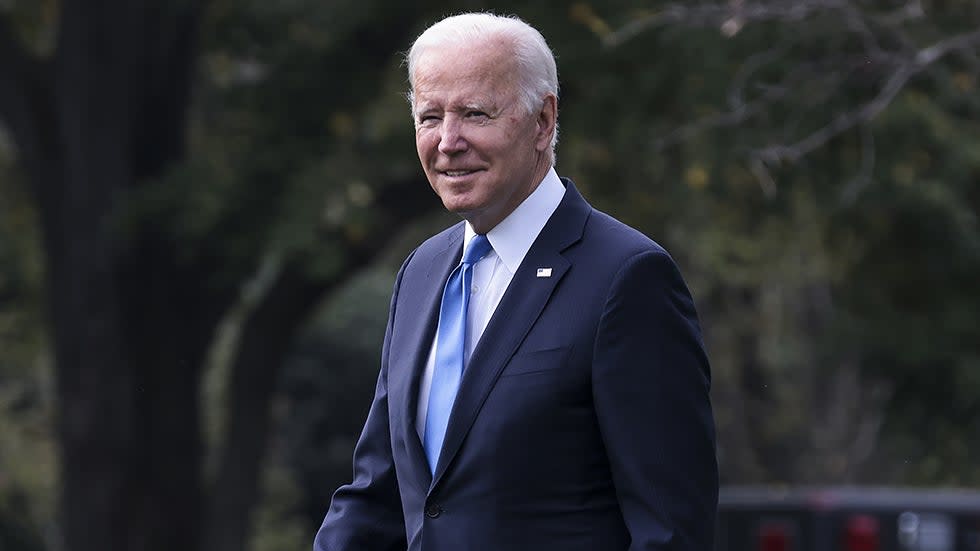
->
<box><xmin>415</xmin><ymin>138</ymin><xmax>433</xmax><ymax>164</ymax></box>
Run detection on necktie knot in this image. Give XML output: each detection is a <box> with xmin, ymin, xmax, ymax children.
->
<box><xmin>462</xmin><ymin>234</ymin><xmax>492</xmax><ymax>266</ymax></box>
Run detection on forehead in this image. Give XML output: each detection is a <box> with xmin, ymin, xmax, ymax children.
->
<box><xmin>412</xmin><ymin>40</ymin><xmax>520</xmax><ymax>108</ymax></box>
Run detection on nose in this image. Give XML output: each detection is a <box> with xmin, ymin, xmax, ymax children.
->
<box><xmin>437</xmin><ymin>117</ymin><xmax>468</xmax><ymax>155</ymax></box>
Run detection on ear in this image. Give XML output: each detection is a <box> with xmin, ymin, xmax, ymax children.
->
<box><xmin>534</xmin><ymin>93</ymin><xmax>558</xmax><ymax>152</ymax></box>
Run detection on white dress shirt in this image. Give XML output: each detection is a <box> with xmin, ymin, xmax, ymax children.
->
<box><xmin>416</xmin><ymin>167</ymin><xmax>566</xmax><ymax>438</ymax></box>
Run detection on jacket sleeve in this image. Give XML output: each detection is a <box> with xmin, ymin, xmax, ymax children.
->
<box><xmin>313</xmin><ymin>255</ymin><xmax>413</xmax><ymax>551</ymax></box>
<box><xmin>592</xmin><ymin>249</ymin><xmax>719</xmax><ymax>550</ymax></box>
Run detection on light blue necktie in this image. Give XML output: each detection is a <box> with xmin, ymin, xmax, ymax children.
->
<box><xmin>423</xmin><ymin>234</ymin><xmax>493</xmax><ymax>473</ymax></box>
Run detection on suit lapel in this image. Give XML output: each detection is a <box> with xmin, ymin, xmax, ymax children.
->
<box><xmin>394</xmin><ymin>224</ymin><xmax>464</xmax><ymax>485</ymax></box>
<box><xmin>430</xmin><ymin>181</ymin><xmax>591</xmax><ymax>488</ymax></box>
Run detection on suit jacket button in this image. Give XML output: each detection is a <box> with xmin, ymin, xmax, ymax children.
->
<box><xmin>425</xmin><ymin>504</ymin><xmax>442</xmax><ymax>518</ymax></box>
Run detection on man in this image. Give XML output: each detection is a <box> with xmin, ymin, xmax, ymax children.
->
<box><xmin>314</xmin><ymin>12</ymin><xmax>717</xmax><ymax>551</ymax></box>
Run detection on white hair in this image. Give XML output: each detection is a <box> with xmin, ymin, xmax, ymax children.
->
<box><xmin>405</xmin><ymin>12</ymin><xmax>560</xmax><ymax>155</ymax></box>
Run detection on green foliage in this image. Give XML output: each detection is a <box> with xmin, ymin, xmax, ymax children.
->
<box><xmin>0</xmin><ymin>143</ymin><xmax>52</xmax><ymax>550</ymax></box>
<box><xmin>278</xmin><ymin>268</ymin><xmax>396</xmax><ymax>531</ymax></box>
<box><xmin>249</xmin><ymin>465</ymin><xmax>309</xmax><ymax>551</ymax></box>
<box><xmin>562</xmin><ymin>1</ymin><xmax>980</xmax><ymax>484</ymax></box>
<box><xmin>2</xmin><ymin>0</ymin><xmax>979</xmax><ymax>546</ymax></box>
<box><xmin>0</xmin><ymin>0</ymin><xmax>56</xmax><ymax>55</ymax></box>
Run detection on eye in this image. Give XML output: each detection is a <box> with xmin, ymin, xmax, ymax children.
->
<box><xmin>416</xmin><ymin>114</ymin><xmax>440</xmax><ymax>127</ymax></box>
<box><xmin>465</xmin><ymin>110</ymin><xmax>489</xmax><ymax>119</ymax></box>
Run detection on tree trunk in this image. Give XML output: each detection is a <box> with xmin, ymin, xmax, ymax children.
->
<box><xmin>205</xmin><ymin>269</ymin><xmax>325</xmax><ymax>551</ymax></box>
<box><xmin>204</xmin><ymin>177</ymin><xmax>436</xmax><ymax>551</ymax></box>
<box><xmin>28</xmin><ymin>2</ymin><xmax>207</xmax><ymax>550</ymax></box>
<box><xmin>3</xmin><ymin>1</ymin><xmax>431</xmax><ymax>549</ymax></box>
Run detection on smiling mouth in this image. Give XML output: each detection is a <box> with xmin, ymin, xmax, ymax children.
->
<box><xmin>442</xmin><ymin>169</ymin><xmax>479</xmax><ymax>177</ymax></box>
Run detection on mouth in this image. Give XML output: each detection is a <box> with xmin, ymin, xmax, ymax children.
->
<box><xmin>439</xmin><ymin>169</ymin><xmax>481</xmax><ymax>177</ymax></box>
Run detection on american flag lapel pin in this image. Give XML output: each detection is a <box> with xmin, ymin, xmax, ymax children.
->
<box><xmin>536</xmin><ymin>268</ymin><xmax>553</xmax><ymax>278</ymax></box>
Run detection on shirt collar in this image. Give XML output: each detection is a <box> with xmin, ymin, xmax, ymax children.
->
<box><xmin>464</xmin><ymin>167</ymin><xmax>566</xmax><ymax>273</ymax></box>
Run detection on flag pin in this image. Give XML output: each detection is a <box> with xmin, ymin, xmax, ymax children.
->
<box><xmin>536</xmin><ymin>268</ymin><xmax>553</xmax><ymax>278</ymax></box>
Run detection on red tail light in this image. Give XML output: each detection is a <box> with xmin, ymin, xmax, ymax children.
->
<box><xmin>844</xmin><ymin>514</ymin><xmax>880</xmax><ymax>551</ymax></box>
<box><xmin>758</xmin><ymin>522</ymin><xmax>793</xmax><ymax>551</ymax></box>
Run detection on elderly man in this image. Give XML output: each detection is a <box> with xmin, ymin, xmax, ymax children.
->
<box><xmin>314</xmin><ymin>12</ymin><xmax>717</xmax><ymax>551</ymax></box>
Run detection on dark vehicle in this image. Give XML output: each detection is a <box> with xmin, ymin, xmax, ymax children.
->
<box><xmin>717</xmin><ymin>486</ymin><xmax>980</xmax><ymax>551</ymax></box>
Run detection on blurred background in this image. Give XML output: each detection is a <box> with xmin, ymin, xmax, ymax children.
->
<box><xmin>0</xmin><ymin>1</ymin><xmax>978</xmax><ymax>550</ymax></box>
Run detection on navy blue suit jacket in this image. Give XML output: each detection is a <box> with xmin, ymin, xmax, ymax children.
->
<box><xmin>314</xmin><ymin>180</ymin><xmax>718</xmax><ymax>550</ymax></box>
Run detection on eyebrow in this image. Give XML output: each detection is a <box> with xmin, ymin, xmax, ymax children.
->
<box><xmin>414</xmin><ymin>98</ymin><xmax>498</xmax><ymax>117</ymax></box>
<box><xmin>412</xmin><ymin>103</ymin><xmax>431</xmax><ymax>117</ymax></box>
<box><xmin>462</xmin><ymin>102</ymin><xmax>493</xmax><ymax>112</ymax></box>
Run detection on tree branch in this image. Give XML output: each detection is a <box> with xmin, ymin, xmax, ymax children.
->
<box><xmin>727</xmin><ymin>47</ymin><xmax>786</xmax><ymax>109</ymax></box>
<box><xmin>602</xmin><ymin>0</ymin><xmax>847</xmax><ymax>47</ymax></box>
<box><xmin>754</xmin><ymin>64</ymin><xmax>912</xmax><ymax>165</ymax></box>
<box><xmin>755</xmin><ymin>27</ymin><xmax>980</xmax><ymax>166</ymax></box>
<box><xmin>655</xmin><ymin>87</ymin><xmax>785</xmax><ymax>153</ymax></box>
<box><xmin>625</xmin><ymin>0</ymin><xmax>980</xmax><ymax>194</ymax></box>
<box><xmin>655</xmin><ymin>53</ymin><xmax>845</xmax><ymax>152</ymax></box>
<box><xmin>874</xmin><ymin>0</ymin><xmax>924</xmax><ymax>27</ymax></box>
<box><xmin>915</xmin><ymin>26</ymin><xmax>980</xmax><ymax>67</ymax></box>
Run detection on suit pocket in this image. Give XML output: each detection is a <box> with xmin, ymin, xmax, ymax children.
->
<box><xmin>499</xmin><ymin>345</ymin><xmax>571</xmax><ymax>377</ymax></box>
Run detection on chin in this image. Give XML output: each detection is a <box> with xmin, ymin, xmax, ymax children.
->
<box><xmin>442</xmin><ymin>200</ymin><xmax>479</xmax><ymax>218</ymax></box>
<box><xmin>438</xmin><ymin>190</ymin><xmax>481</xmax><ymax>214</ymax></box>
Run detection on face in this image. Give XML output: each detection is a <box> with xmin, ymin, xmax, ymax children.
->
<box><xmin>412</xmin><ymin>40</ymin><xmax>557</xmax><ymax>233</ymax></box>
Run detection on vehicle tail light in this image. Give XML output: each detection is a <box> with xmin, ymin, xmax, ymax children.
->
<box><xmin>844</xmin><ymin>514</ymin><xmax>880</xmax><ymax>551</ymax></box>
<box><xmin>758</xmin><ymin>521</ymin><xmax>793</xmax><ymax>551</ymax></box>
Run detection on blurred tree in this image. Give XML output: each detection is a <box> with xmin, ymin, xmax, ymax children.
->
<box><xmin>570</xmin><ymin>0</ymin><xmax>980</xmax><ymax>483</ymax></box>
<box><xmin>0</xmin><ymin>1</ymin><xmax>441</xmax><ymax>550</ymax></box>
<box><xmin>2</xmin><ymin>0</ymin><xmax>979</xmax><ymax>548</ymax></box>
<box><xmin>0</xmin><ymin>136</ymin><xmax>49</xmax><ymax>551</ymax></box>
<box><xmin>280</xmin><ymin>269</ymin><xmax>395</xmax><ymax>532</ymax></box>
